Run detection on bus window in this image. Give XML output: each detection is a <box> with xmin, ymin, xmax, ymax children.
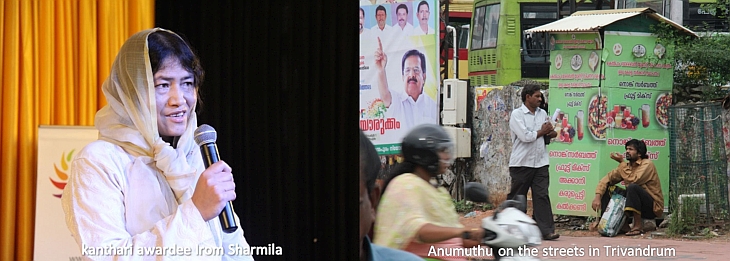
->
<box><xmin>459</xmin><ymin>25</ymin><xmax>470</xmax><ymax>49</ymax></box>
<box><xmin>471</xmin><ymin>6</ymin><xmax>485</xmax><ymax>49</ymax></box>
<box><xmin>523</xmin><ymin>32</ymin><xmax>548</xmax><ymax>59</ymax></box>
<box><xmin>471</xmin><ymin>4</ymin><xmax>500</xmax><ymax>50</ymax></box>
<box><xmin>617</xmin><ymin>0</ymin><xmax>664</xmax><ymax>15</ymax></box>
<box><xmin>686</xmin><ymin>3</ymin><xmax>729</xmax><ymax>31</ymax></box>
<box><xmin>481</xmin><ymin>4</ymin><xmax>500</xmax><ymax>49</ymax></box>
<box><xmin>520</xmin><ymin>3</ymin><xmax>557</xmax><ymax>78</ymax></box>
<box><xmin>521</xmin><ymin>4</ymin><xmax>556</xmax><ymax>63</ymax></box>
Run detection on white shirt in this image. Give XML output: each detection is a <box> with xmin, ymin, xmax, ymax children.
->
<box><xmin>370</xmin><ymin>24</ymin><xmax>392</xmax><ymax>43</ymax></box>
<box><xmin>386</xmin><ymin>90</ymin><xmax>438</xmax><ymax>131</ymax></box>
<box><xmin>411</xmin><ymin>25</ymin><xmax>435</xmax><ymax>35</ymax></box>
<box><xmin>389</xmin><ymin>24</ymin><xmax>413</xmax><ymax>51</ymax></box>
<box><xmin>508</xmin><ymin>104</ymin><xmax>550</xmax><ymax>168</ymax></box>
<box><xmin>360</xmin><ymin>28</ymin><xmax>373</xmax><ymax>63</ymax></box>
<box><xmin>390</xmin><ymin>23</ymin><xmax>413</xmax><ymax>39</ymax></box>
<box><xmin>62</xmin><ymin>140</ymin><xmax>254</xmax><ymax>260</ymax></box>
<box><xmin>360</xmin><ymin>27</ymin><xmax>370</xmax><ymax>38</ymax></box>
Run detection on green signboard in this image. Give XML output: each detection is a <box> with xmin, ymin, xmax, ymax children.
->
<box><xmin>599</xmin><ymin>87</ymin><xmax>671</xmax><ymax>209</ymax></box>
<box><xmin>602</xmin><ymin>31</ymin><xmax>674</xmax><ymax>91</ymax></box>
<box><xmin>546</xmin><ymin>87</ymin><xmax>603</xmax><ymax>215</ymax></box>
<box><xmin>549</xmin><ymin>33</ymin><xmax>604</xmax><ymax>89</ymax></box>
<box><xmin>548</xmin><ymin>31</ymin><xmax>671</xmax><ymax>217</ymax></box>
<box><xmin>550</xmin><ymin>32</ymin><xmax>602</xmax><ymax>50</ymax></box>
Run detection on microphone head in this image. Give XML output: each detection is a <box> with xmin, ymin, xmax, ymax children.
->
<box><xmin>194</xmin><ymin>124</ymin><xmax>217</xmax><ymax>145</ymax></box>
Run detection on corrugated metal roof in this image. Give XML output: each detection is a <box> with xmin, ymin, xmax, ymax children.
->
<box><xmin>525</xmin><ymin>8</ymin><xmax>698</xmax><ymax>38</ymax></box>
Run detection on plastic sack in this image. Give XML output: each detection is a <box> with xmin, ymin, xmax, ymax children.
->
<box><xmin>597</xmin><ymin>186</ymin><xmax>627</xmax><ymax>237</ymax></box>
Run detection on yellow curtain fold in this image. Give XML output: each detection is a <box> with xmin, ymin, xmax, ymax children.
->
<box><xmin>0</xmin><ymin>1</ymin><xmax>154</xmax><ymax>260</ymax></box>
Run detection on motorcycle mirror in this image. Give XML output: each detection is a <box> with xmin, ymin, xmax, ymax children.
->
<box><xmin>514</xmin><ymin>195</ymin><xmax>528</xmax><ymax>213</ymax></box>
<box><xmin>464</xmin><ymin>182</ymin><xmax>489</xmax><ymax>203</ymax></box>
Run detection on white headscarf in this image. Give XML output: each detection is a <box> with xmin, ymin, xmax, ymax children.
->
<box><xmin>94</xmin><ymin>28</ymin><xmax>203</xmax><ymax>203</ymax></box>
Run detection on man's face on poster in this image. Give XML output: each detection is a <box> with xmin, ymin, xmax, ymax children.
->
<box><xmin>402</xmin><ymin>55</ymin><xmax>425</xmax><ymax>99</ymax></box>
<box><xmin>417</xmin><ymin>4</ymin><xmax>429</xmax><ymax>27</ymax></box>
<box><xmin>359</xmin><ymin>10</ymin><xmax>365</xmax><ymax>33</ymax></box>
<box><xmin>396</xmin><ymin>8</ymin><xmax>408</xmax><ymax>28</ymax></box>
<box><xmin>376</xmin><ymin>10</ymin><xmax>387</xmax><ymax>29</ymax></box>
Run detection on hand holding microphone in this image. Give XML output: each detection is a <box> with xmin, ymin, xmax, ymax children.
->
<box><xmin>192</xmin><ymin>124</ymin><xmax>239</xmax><ymax>233</ymax></box>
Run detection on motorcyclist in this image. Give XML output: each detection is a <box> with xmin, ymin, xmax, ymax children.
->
<box><xmin>373</xmin><ymin>124</ymin><xmax>485</xmax><ymax>261</ymax></box>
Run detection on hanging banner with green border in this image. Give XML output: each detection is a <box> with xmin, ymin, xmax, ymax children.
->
<box><xmin>359</xmin><ymin>1</ymin><xmax>440</xmax><ymax>155</ymax></box>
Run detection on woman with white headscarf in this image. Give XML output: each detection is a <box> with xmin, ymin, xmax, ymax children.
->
<box><xmin>62</xmin><ymin>28</ymin><xmax>254</xmax><ymax>260</ymax></box>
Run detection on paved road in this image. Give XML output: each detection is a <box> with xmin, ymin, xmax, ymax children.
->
<box><xmin>456</xmin><ymin>235</ymin><xmax>728</xmax><ymax>260</ymax></box>
<box><xmin>535</xmin><ymin>235</ymin><xmax>727</xmax><ymax>260</ymax></box>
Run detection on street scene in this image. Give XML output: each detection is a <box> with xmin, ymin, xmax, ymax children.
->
<box><xmin>361</xmin><ymin>0</ymin><xmax>730</xmax><ymax>261</ymax></box>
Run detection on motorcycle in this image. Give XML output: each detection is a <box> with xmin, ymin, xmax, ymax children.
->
<box><xmin>464</xmin><ymin>182</ymin><xmax>543</xmax><ymax>261</ymax></box>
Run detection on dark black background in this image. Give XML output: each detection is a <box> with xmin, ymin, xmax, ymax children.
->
<box><xmin>155</xmin><ymin>1</ymin><xmax>359</xmax><ymax>260</ymax></box>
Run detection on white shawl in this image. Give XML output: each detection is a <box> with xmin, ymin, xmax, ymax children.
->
<box><xmin>95</xmin><ymin>28</ymin><xmax>201</xmax><ymax>203</ymax></box>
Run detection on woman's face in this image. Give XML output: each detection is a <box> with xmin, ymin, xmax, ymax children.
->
<box><xmin>154</xmin><ymin>59</ymin><xmax>197</xmax><ymax>138</ymax></box>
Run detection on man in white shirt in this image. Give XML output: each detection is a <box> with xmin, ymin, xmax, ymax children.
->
<box><xmin>412</xmin><ymin>1</ymin><xmax>435</xmax><ymax>35</ymax></box>
<box><xmin>360</xmin><ymin>7</ymin><xmax>370</xmax><ymax>36</ymax></box>
<box><xmin>373</xmin><ymin>38</ymin><xmax>438</xmax><ymax>131</ymax></box>
<box><xmin>390</xmin><ymin>4</ymin><xmax>413</xmax><ymax>39</ymax></box>
<box><xmin>370</xmin><ymin>5</ymin><xmax>391</xmax><ymax>47</ymax></box>
<box><xmin>508</xmin><ymin>84</ymin><xmax>560</xmax><ymax>241</ymax></box>
<box><xmin>360</xmin><ymin>7</ymin><xmax>374</xmax><ymax>76</ymax></box>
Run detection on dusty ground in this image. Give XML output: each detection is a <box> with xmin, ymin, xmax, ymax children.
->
<box><xmin>458</xmin><ymin>207</ymin><xmax>730</xmax><ymax>243</ymax></box>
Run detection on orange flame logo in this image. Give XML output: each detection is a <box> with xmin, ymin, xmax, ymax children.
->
<box><xmin>50</xmin><ymin>150</ymin><xmax>74</xmax><ymax>198</ymax></box>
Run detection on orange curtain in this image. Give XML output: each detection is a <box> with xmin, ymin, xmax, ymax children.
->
<box><xmin>0</xmin><ymin>0</ymin><xmax>154</xmax><ymax>260</ymax></box>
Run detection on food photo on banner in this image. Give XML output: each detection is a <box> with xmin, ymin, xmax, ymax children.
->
<box><xmin>359</xmin><ymin>0</ymin><xmax>439</xmax><ymax>155</ymax></box>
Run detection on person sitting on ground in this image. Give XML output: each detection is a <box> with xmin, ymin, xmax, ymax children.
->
<box><xmin>591</xmin><ymin>139</ymin><xmax>663</xmax><ymax>236</ymax></box>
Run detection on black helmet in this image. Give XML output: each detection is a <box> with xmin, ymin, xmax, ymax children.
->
<box><xmin>401</xmin><ymin>124</ymin><xmax>455</xmax><ymax>175</ymax></box>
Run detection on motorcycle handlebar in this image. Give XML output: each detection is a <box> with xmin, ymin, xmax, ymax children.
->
<box><xmin>492</xmin><ymin>196</ymin><xmax>527</xmax><ymax>220</ymax></box>
<box><xmin>482</xmin><ymin>228</ymin><xmax>498</xmax><ymax>241</ymax></box>
<box><xmin>498</xmin><ymin>200</ymin><xmax>525</xmax><ymax>212</ymax></box>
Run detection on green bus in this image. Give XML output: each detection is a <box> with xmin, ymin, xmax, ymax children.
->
<box><xmin>466</xmin><ymin>0</ymin><xmax>644</xmax><ymax>87</ymax></box>
<box><xmin>466</xmin><ymin>0</ymin><xmax>726</xmax><ymax>87</ymax></box>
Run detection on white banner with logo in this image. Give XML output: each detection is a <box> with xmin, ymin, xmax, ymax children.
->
<box><xmin>34</xmin><ymin>125</ymin><xmax>98</xmax><ymax>261</ymax></box>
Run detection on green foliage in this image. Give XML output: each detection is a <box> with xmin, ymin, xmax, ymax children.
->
<box><xmin>480</xmin><ymin>203</ymin><xmax>494</xmax><ymax>212</ymax></box>
<box><xmin>667</xmin><ymin>104</ymin><xmax>729</xmax><ymax>237</ymax></box>
<box><xmin>651</xmin><ymin>21</ymin><xmax>730</xmax><ymax>103</ymax></box>
<box><xmin>665</xmin><ymin>218</ymin><xmax>691</xmax><ymax>236</ymax></box>
<box><xmin>701</xmin><ymin>1</ymin><xmax>730</xmax><ymax>24</ymax></box>
<box><xmin>700</xmin><ymin>227</ymin><xmax>716</xmax><ymax>238</ymax></box>
<box><xmin>453</xmin><ymin>199</ymin><xmax>475</xmax><ymax>213</ymax></box>
<box><xmin>585</xmin><ymin>215</ymin><xmax>597</xmax><ymax>223</ymax></box>
<box><xmin>720</xmin><ymin>209</ymin><xmax>730</xmax><ymax>220</ymax></box>
<box><xmin>666</xmin><ymin>197</ymin><xmax>704</xmax><ymax>236</ymax></box>
<box><xmin>452</xmin><ymin>199</ymin><xmax>493</xmax><ymax>213</ymax></box>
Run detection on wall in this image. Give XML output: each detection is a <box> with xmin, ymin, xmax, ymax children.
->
<box><xmin>470</xmin><ymin>84</ymin><xmax>527</xmax><ymax>204</ymax></box>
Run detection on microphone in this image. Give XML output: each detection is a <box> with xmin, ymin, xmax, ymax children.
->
<box><xmin>194</xmin><ymin>124</ymin><xmax>238</xmax><ymax>233</ymax></box>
